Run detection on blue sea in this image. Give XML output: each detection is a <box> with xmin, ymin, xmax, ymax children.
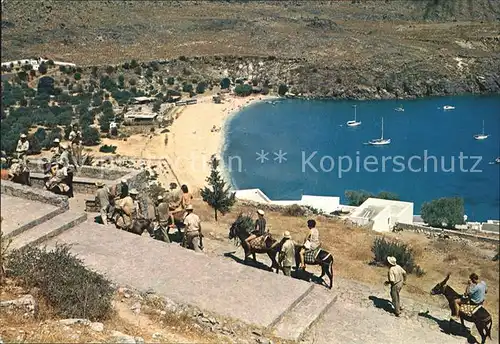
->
<box><xmin>222</xmin><ymin>95</ymin><xmax>500</xmax><ymax>221</ymax></box>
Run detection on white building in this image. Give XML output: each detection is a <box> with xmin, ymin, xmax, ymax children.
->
<box><xmin>349</xmin><ymin>198</ymin><xmax>414</xmax><ymax>232</ymax></box>
<box><xmin>1</xmin><ymin>57</ymin><xmax>76</xmax><ymax>70</ymax></box>
<box><xmin>234</xmin><ymin>188</ymin><xmax>340</xmax><ymax>215</ymax></box>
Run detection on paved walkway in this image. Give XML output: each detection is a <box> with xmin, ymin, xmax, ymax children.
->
<box><xmin>44</xmin><ymin>219</ymin><xmax>313</xmax><ymax>328</ymax></box>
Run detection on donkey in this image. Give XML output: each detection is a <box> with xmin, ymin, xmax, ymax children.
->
<box><xmin>430</xmin><ymin>274</ymin><xmax>493</xmax><ymax>344</ymax></box>
<box><xmin>228</xmin><ymin>220</ymin><xmax>280</xmax><ymax>273</ymax></box>
<box><xmin>294</xmin><ymin>245</ymin><xmax>334</xmax><ymax>289</ymax></box>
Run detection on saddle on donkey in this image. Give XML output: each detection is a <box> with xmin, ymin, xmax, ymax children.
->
<box><xmin>460</xmin><ymin>303</ymin><xmax>484</xmax><ymax>317</ymax></box>
<box><xmin>304</xmin><ymin>248</ymin><xmax>320</xmax><ymax>264</ymax></box>
<box><xmin>249</xmin><ymin>234</ymin><xmax>272</xmax><ymax>250</ymax></box>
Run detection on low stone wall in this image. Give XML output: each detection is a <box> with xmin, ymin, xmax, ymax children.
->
<box><xmin>394</xmin><ymin>222</ymin><xmax>499</xmax><ymax>244</ymax></box>
<box><xmin>27</xmin><ymin>159</ymin><xmax>131</xmax><ymax>180</ymax></box>
<box><xmin>1</xmin><ymin>180</ymin><xmax>69</xmax><ymax>209</ymax></box>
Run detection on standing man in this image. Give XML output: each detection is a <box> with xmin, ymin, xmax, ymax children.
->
<box><xmin>244</xmin><ymin>209</ymin><xmax>267</xmax><ymax>253</ymax></box>
<box><xmin>115</xmin><ymin>188</ymin><xmax>139</xmax><ymax>231</ymax></box>
<box><xmin>95</xmin><ymin>182</ymin><xmax>111</xmax><ymax>225</ymax></box>
<box><xmin>278</xmin><ymin>231</ymin><xmax>295</xmax><ymax>277</ymax></box>
<box><xmin>51</xmin><ymin>138</ymin><xmax>63</xmax><ymax>161</ymax></box>
<box><xmin>154</xmin><ymin>195</ymin><xmax>174</xmax><ymax>242</ymax></box>
<box><xmin>16</xmin><ymin>134</ymin><xmax>30</xmax><ymax>162</ymax></box>
<box><xmin>182</xmin><ymin>204</ymin><xmax>202</xmax><ymax>252</ymax></box>
<box><xmin>68</xmin><ymin>124</ymin><xmax>82</xmax><ymax>166</ymax></box>
<box><xmin>384</xmin><ymin>256</ymin><xmax>407</xmax><ymax>317</ymax></box>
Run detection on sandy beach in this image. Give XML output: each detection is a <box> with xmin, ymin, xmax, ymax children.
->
<box><xmin>89</xmin><ymin>94</ymin><xmax>274</xmax><ymax>193</ymax></box>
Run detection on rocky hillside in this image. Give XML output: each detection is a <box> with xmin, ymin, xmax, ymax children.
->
<box><xmin>1</xmin><ymin>0</ymin><xmax>500</xmax><ymax>99</ymax></box>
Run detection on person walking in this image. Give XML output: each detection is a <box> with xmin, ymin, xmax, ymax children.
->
<box><xmin>384</xmin><ymin>256</ymin><xmax>407</xmax><ymax>317</ymax></box>
<box><xmin>182</xmin><ymin>204</ymin><xmax>202</xmax><ymax>252</ymax></box>
<box><xmin>95</xmin><ymin>181</ymin><xmax>111</xmax><ymax>225</ymax></box>
<box><xmin>154</xmin><ymin>195</ymin><xmax>174</xmax><ymax>242</ymax></box>
<box><xmin>278</xmin><ymin>231</ymin><xmax>295</xmax><ymax>277</ymax></box>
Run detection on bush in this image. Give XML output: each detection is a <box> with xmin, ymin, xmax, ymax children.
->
<box><xmin>99</xmin><ymin>144</ymin><xmax>117</xmax><ymax>153</ymax></box>
<box><xmin>345</xmin><ymin>190</ymin><xmax>399</xmax><ymax>206</ymax></box>
<box><xmin>231</xmin><ymin>213</ymin><xmax>254</xmax><ymax>235</ymax></box>
<box><xmin>233</xmin><ymin>84</ymin><xmax>252</xmax><ymax>97</ymax></box>
<box><xmin>7</xmin><ymin>244</ymin><xmax>114</xmax><ymax>320</ymax></box>
<box><xmin>282</xmin><ymin>204</ymin><xmax>306</xmax><ymax>217</ymax></box>
<box><xmin>38</xmin><ymin>63</ymin><xmax>48</xmax><ymax>75</ymax></box>
<box><xmin>166</xmin><ymin>77</ymin><xmax>175</xmax><ymax>85</ymax></box>
<box><xmin>196</xmin><ymin>82</ymin><xmax>207</xmax><ymax>94</ymax></box>
<box><xmin>74</xmin><ymin>72</ymin><xmax>82</xmax><ymax>80</ymax></box>
<box><xmin>371</xmin><ymin>237</ymin><xmax>422</xmax><ymax>275</ymax></box>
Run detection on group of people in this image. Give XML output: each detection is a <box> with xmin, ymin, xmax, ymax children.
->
<box><xmin>244</xmin><ymin>210</ymin><xmax>322</xmax><ymax>276</ymax></box>
<box><xmin>384</xmin><ymin>256</ymin><xmax>488</xmax><ymax>318</ymax></box>
<box><xmin>95</xmin><ymin>181</ymin><xmax>203</xmax><ymax>252</ymax></box>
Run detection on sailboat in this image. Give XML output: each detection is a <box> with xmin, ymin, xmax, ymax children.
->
<box><xmin>394</xmin><ymin>104</ymin><xmax>404</xmax><ymax>112</ymax></box>
<box><xmin>443</xmin><ymin>105</ymin><xmax>455</xmax><ymax>110</ymax></box>
<box><xmin>346</xmin><ymin>105</ymin><xmax>361</xmax><ymax>127</ymax></box>
<box><xmin>368</xmin><ymin>117</ymin><xmax>391</xmax><ymax>145</ymax></box>
<box><xmin>473</xmin><ymin>120</ymin><xmax>489</xmax><ymax>140</ymax></box>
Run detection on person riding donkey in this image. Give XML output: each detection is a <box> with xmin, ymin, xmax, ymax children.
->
<box><xmin>115</xmin><ymin>188</ymin><xmax>141</xmax><ymax>231</ymax></box>
<box><xmin>453</xmin><ymin>273</ymin><xmax>488</xmax><ymax>319</ymax></box>
<box><xmin>299</xmin><ymin>219</ymin><xmax>321</xmax><ymax>269</ymax></box>
<box><xmin>244</xmin><ymin>209</ymin><xmax>267</xmax><ymax>257</ymax></box>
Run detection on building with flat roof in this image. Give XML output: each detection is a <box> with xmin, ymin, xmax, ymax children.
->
<box><xmin>349</xmin><ymin>198</ymin><xmax>414</xmax><ymax>232</ymax></box>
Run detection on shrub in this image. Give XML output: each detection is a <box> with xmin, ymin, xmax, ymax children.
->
<box><xmin>7</xmin><ymin>245</ymin><xmax>114</xmax><ymax>320</ymax></box>
<box><xmin>220</xmin><ymin>77</ymin><xmax>231</xmax><ymax>89</ymax></box>
<box><xmin>282</xmin><ymin>204</ymin><xmax>306</xmax><ymax>217</ymax></box>
<box><xmin>38</xmin><ymin>63</ymin><xmax>48</xmax><ymax>74</ymax></box>
<box><xmin>371</xmin><ymin>237</ymin><xmax>420</xmax><ymax>274</ymax></box>
<box><xmin>74</xmin><ymin>72</ymin><xmax>82</xmax><ymax>80</ymax></box>
<box><xmin>196</xmin><ymin>82</ymin><xmax>207</xmax><ymax>94</ymax></box>
<box><xmin>231</xmin><ymin>213</ymin><xmax>254</xmax><ymax>235</ymax></box>
<box><xmin>99</xmin><ymin>144</ymin><xmax>117</xmax><ymax>153</ymax></box>
<box><xmin>167</xmin><ymin>77</ymin><xmax>175</xmax><ymax>85</ymax></box>
<box><xmin>129</xmin><ymin>78</ymin><xmax>136</xmax><ymax>86</ymax></box>
<box><xmin>130</xmin><ymin>59</ymin><xmax>139</xmax><ymax>68</ymax></box>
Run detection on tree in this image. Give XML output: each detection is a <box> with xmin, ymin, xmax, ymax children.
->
<box><xmin>74</xmin><ymin>73</ymin><xmax>81</xmax><ymax>80</ymax></box>
<box><xmin>344</xmin><ymin>190</ymin><xmax>372</xmax><ymax>206</ymax></box>
<box><xmin>37</xmin><ymin>76</ymin><xmax>55</xmax><ymax>95</ymax></box>
<box><xmin>278</xmin><ymin>84</ymin><xmax>289</xmax><ymax>96</ymax></box>
<box><xmin>233</xmin><ymin>84</ymin><xmax>252</xmax><ymax>97</ymax></box>
<box><xmin>377</xmin><ymin>191</ymin><xmax>400</xmax><ymax>201</ymax></box>
<box><xmin>152</xmin><ymin>100</ymin><xmax>162</xmax><ymax>113</ymax></box>
<box><xmin>167</xmin><ymin>77</ymin><xmax>175</xmax><ymax>85</ymax></box>
<box><xmin>200</xmin><ymin>155</ymin><xmax>235</xmax><ymax>221</ymax></box>
<box><xmin>182</xmin><ymin>83</ymin><xmax>193</xmax><ymax>93</ymax></box>
<box><xmin>421</xmin><ymin>197</ymin><xmax>465</xmax><ymax>229</ymax></box>
<box><xmin>196</xmin><ymin>82</ymin><xmax>207</xmax><ymax>94</ymax></box>
<box><xmin>130</xmin><ymin>59</ymin><xmax>139</xmax><ymax>68</ymax></box>
<box><xmin>38</xmin><ymin>63</ymin><xmax>48</xmax><ymax>74</ymax></box>
<box><xmin>82</xmin><ymin>127</ymin><xmax>101</xmax><ymax>146</ymax></box>
<box><xmin>220</xmin><ymin>77</ymin><xmax>231</xmax><ymax>89</ymax></box>
<box><xmin>28</xmin><ymin>134</ymin><xmax>42</xmax><ymax>155</ymax></box>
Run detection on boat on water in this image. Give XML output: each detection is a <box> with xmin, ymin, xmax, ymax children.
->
<box><xmin>443</xmin><ymin>105</ymin><xmax>455</xmax><ymax>110</ymax></box>
<box><xmin>346</xmin><ymin>105</ymin><xmax>361</xmax><ymax>127</ymax></box>
<box><xmin>473</xmin><ymin>120</ymin><xmax>489</xmax><ymax>140</ymax></box>
<box><xmin>368</xmin><ymin>117</ymin><xmax>391</xmax><ymax>145</ymax></box>
<box><xmin>496</xmin><ymin>157</ymin><xmax>500</xmax><ymax>164</ymax></box>
<box><xmin>394</xmin><ymin>105</ymin><xmax>404</xmax><ymax>112</ymax></box>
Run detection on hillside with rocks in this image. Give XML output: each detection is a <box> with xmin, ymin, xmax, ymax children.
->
<box><xmin>1</xmin><ymin>0</ymin><xmax>499</xmax><ymax>99</ymax></box>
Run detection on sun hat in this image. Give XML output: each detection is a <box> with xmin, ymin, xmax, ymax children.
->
<box><xmin>283</xmin><ymin>231</ymin><xmax>291</xmax><ymax>239</ymax></box>
<box><xmin>53</xmin><ymin>138</ymin><xmax>60</xmax><ymax>143</ymax></box>
<box><xmin>11</xmin><ymin>158</ymin><xmax>19</xmax><ymax>163</ymax></box>
<box><xmin>257</xmin><ymin>209</ymin><xmax>265</xmax><ymax>216</ymax></box>
<box><xmin>121</xmin><ymin>178</ymin><xmax>127</xmax><ymax>184</ymax></box>
<box><xmin>387</xmin><ymin>256</ymin><xmax>397</xmax><ymax>266</ymax></box>
<box><xmin>96</xmin><ymin>181</ymin><xmax>104</xmax><ymax>187</ymax></box>
<box><xmin>20</xmin><ymin>134</ymin><xmax>27</xmax><ymax>138</ymax></box>
<box><xmin>157</xmin><ymin>195</ymin><xmax>164</xmax><ymax>201</ymax></box>
<box><xmin>129</xmin><ymin>188</ymin><xmax>139</xmax><ymax>195</ymax></box>
<box><xmin>186</xmin><ymin>204</ymin><xmax>194</xmax><ymax>211</ymax></box>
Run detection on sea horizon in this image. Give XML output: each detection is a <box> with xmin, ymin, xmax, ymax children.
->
<box><xmin>222</xmin><ymin>94</ymin><xmax>500</xmax><ymax>221</ymax></box>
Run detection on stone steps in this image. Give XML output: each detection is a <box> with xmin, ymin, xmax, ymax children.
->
<box><xmin>1</xmin><ymin>194</ymin><xmax>64</xmax><ymax>240</ymax></box>
<box><xmin>271</xmin><ymin>285</ymin><xmax>338</xmax><ymax>341</ymax></box>
<box><xmin>9</xmin><ymin>211</ymin><xmax>87</xmax><ymax>250</ymax></box>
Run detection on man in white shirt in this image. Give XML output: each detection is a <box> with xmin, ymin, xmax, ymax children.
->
<box><xmin>384</xmin><ymin>256</ymin><xmax>407</xmax><ymax>317</ymax></box>
<box><xmin>182</xmin><ymin>204</ymin><xmax>203</xmax><ymax>252</ymax></box>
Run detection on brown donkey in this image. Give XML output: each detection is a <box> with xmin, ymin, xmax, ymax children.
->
<box><xmin>430</xmin><ymin>274</ymin><xmax>493</xmax><ymax>344</ymax></box>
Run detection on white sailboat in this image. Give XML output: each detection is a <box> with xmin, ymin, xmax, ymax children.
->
<box><xmin>443</xmin><ymin>105</ymin><xmax>455</xmax><ymax>110</ymax></box>
<box><xmin>346</xmin><ymin>105</ymin><xmax>361</xmax><ymax>127</ymax></box>
<box><xmin>473</xmin><ymin>120</ymin><xmax>489</xmax><ymax>140</ymax></box>
<box><xmin>368</xmin><ymin>117</ymin><xmax>391</xmax><ymax>145</ymax></box>
<box><xmin>394</xmin><ymin>104</ymin><xmax>404</xmax><ymax>112</ymax></box>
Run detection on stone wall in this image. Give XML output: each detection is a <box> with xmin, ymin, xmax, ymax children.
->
<box><xmin>1</xmin><ymin>180</ymin><xmax>69</xmax><ymax>209</ymax></box>
<box><xmin>27</xmin><ymin>160</ymin><xmax>130</xmax><ymax>180</ymax></box>
<box><xmin>394</xmin><ymin>222</ymin><xmax>499</xmax><ymax>244</ymax></box>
